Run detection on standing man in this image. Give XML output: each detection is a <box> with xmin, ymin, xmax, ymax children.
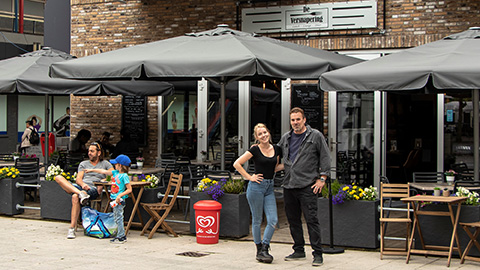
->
<box><xmin>277</xmin><ymin>107</ymin><xmax>331</xmax><ymax>267</ymax></box>
<box><xmin>55</xmin><ymin>143</ymin><xmax>113</xmax><ymax>239</ymax></box>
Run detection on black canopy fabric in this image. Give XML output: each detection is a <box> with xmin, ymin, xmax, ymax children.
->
<box><xmin>50</xmin><ymin>26</ymin><xmax>362</xmax><ymax>82</ymax></box>
<box><xmin>320</xmin><ymin>28</ymin><xmax>480</xmax><ymax>92</ymax></box>
<box><xmin>0</xmin><ymin>47</ymin><xmax>174</xmax><ymax>96</ymax></box>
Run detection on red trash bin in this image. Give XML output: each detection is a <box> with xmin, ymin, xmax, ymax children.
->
<box><xmin>193</xmin><ymin>200</ymin><xmax>222</xmax><ymax>244</ymax></box>
<box><xmin>40</xmin><ymin>132</ymin><xmax>55</xmax><ymax>156</ymax></box>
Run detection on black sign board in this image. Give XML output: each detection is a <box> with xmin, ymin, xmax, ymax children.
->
<box><xmin>291</xmin><ymin>84</ymin><xmax>324</xmax><ymax>132</ymax></box>
<box><xmin>122</xmin><ymin>96</ymin><xmax>147</xmax><ymax>146</ymax></box>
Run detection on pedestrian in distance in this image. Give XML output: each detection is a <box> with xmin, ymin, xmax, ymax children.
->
<box><xmin>86</xmin><ymin>154</ymin><xmax>132</xmax><ymax>244</ymax></box>
<box><xmin>277</xmin><ymin>107</ymin><xmax>331</xmax><ymax>267</ymax></box>
<box><xmin>234</xmin><ymin>123</ymin><xmax>283</xmax><ymax>264</ymax></box>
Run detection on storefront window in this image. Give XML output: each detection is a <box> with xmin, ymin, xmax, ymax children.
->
<box><xmin>444</xmin><ymin>95</ymin><xmax>475</xmax><ymax>178</ymax></box>
<box><xmin>0</xmin><ymin>95</ymin><xmax>6</xmax><ymax>135</ymax></box>
<box><xmin>336</xmin><ymin>93</ymin><xmax>374</xmax><ymax>186</ymax></box>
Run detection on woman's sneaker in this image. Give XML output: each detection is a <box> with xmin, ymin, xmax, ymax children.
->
<box><xmin>110</xmin><ymin>236</ymin><xmax>127</xmax><ymax>244</ymax></box>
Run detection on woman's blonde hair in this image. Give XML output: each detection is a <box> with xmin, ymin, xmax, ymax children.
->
<box><xmin>253</xmin><ymin>123</ymin><xmax>272</xmax><ymax>144</ymax></box>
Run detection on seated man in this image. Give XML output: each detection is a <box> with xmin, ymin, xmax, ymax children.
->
<box><xmin>55</xmin><ymin>142</ymin><xmax>113</xmax><ymax>239</ymax></box>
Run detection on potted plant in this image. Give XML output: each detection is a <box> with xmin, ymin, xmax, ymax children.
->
<box><xmin>433</xmin><ymin>187</ymin><xmax>441</xmax><ymax>196</ymax></box>
<box><xmin>136</xmin><ymin>157</ymin><xmax>144</xmax><ymax>169</ymax></box>
<box><xmin>200</xmin><ymin>150</ymin><xmax>207</xmax><ymax>162</ymax></box>
<box><xmin>12</xmin><ymin>152</ymin><xmax>21</xmax><ymax>160</ymax></box>
<box><xmin>0</xmin><ymin>166</ymin><xmax>22</xmax><ymax>215</ymax></box>
<box><xmin>40</xmin><ymin>164</ymin><xmax>77</xmax><ymax>220</ymax></box>
<box><xmin>444</xmin><ymin>170</ymin><xmax>456</xmax><ymax>185</ymax></box>
<box><xmin>189</xmin><ymin>176</ymin><xmax>249</xmax><ymax>238</ymax></box>
<box><xmin>318</xmin><ymin>180</ymin><xmax>380</xmax><ymax>248</ymax></box>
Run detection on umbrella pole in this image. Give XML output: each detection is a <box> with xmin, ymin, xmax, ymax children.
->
<box><xmin>473</xmin><ymin>89</ymin><xmax>479</xmax><ymax>180</ymax></box>
<box><xmin>220</xmin><ymin>81</ymin><xmax>226</xmax><ymax>171</ymax></box>
<box><xmin>44</xmin><ymin>94</ymin><xmax>49</xmax><ymax>165</ymax></box>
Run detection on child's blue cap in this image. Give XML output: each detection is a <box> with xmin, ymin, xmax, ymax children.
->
<box><xmin>110</xmin><ymin>154</ymin><xmax>131</xmax><ymax>167</ymax></box>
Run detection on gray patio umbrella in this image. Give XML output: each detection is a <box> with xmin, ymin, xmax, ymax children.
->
<box><xmin>50</xmin><ymin>25</ymin><xmax>362</xmax><ymax>169</ymax></box>
<box><xmin>320</xmin><ymin>27</ymin><xmax>480</xmax><ymax>179</ymax></box>
<box><xmin>0</xmin><ymin>47</ymin><xmax>174</xmax><ymax>96</ymax></box>
<box><xmin>0</xmin><ymin>47</ymin><xmax>174</xmax><ymax>163</ymax></box>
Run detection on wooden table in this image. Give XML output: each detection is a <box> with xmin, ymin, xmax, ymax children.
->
<box><xmin>129</xmin><ymin>167</ymin><xmax>164</xmax><ymax>175</ymax></box>
<box><xmin>410</xmin><ymin>182</ymin><xmax>480</xmax><ymax>192</ymax></box>
<box><xmin>401</xmin><ymin>195</ymin><xmax>467</xmax><ymax>267</ymax></box>
<box><xmin>93</xmin><ymin>180</ymin><xmax>151</xmax><ymax>235</ymax></box>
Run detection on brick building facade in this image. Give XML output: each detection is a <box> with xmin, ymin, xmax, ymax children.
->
<box><xmin>68</xmin><ymin>0</ymin><xmax>480</xmax><ymax>165</ymax></box>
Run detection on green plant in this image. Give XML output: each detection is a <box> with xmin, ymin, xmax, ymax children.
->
<box><xmin>321</xmin><ymin>179</ymin><xmax>342</xmax><ymax>198</ymax></box>
<box><xmin>141</xmin><ymin>174</ymin><xmax>160</xmax><ymax>189</ymax></box>
<box><xmin>45</xmin><ymin>164</ymin><xmax>76</xmax><ymax>182</ymax></box>
<box><xmin>0</xmin><ymin>167</ymin><xmax>19</xmax><ymax>179</ymax></box>
<box><xmin>222</xmin><ymin>179</ymin><xmax>244</xmax><ymax>194</ymax></box>
<box><xmin>444</xmin><ymin>170</ymin><xmax>456</xmax><ymax>176</ymax></box>
<box><xmin>434</xmin><ymin>187</ymin><xmax>441</xmax><ymax>190</ymax></box>
<box><xmin>455</xmin><ymin>187</ymin><xmax>480</xmax><ymax>205</ymax></box>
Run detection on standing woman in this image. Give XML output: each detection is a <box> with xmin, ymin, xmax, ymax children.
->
<box><xmin>233</xmin><ymin>123</ymin><xmax>283</xmax><ymax>264</ymax></box>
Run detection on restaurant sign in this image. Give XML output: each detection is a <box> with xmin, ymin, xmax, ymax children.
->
<box><xmin>286</xmin><ymin>6</ymin><xmax>328</xmax><ymax>30</ymax></box>
<box><xmin>242</xmin><ymin>0</ymin><xmax>377</xmax><ymax>34</ymax></box>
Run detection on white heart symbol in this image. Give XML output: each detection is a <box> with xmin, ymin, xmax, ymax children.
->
<box><xmin>196</xmin><ymin>215</ymin><xmax>215</xmax><ymax>228</ymax></box>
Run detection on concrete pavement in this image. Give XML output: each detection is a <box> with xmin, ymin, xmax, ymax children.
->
<box><xmin>0</xmin><ymin>216</ymin><xmax>478</xmax><ymax>269</ymax></box>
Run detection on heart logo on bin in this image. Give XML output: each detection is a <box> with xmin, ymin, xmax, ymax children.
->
<box><xmin>196</xmin><ymin>215</ymin><xmax>215</xmax><ymax>228</ymax></box>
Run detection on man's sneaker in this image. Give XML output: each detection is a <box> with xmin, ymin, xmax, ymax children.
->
<box><xmin>79</xmin><ymin>191</ymin><xmax>90</xmax><ymax>206</ymax></box>
<box><xmin>110</xmin><ymin>236</ymin><xmax>127</xmax><ymax>244</ymax></box>
<box><xmin>312</xmin><ymin>256</ymin><xmax>324</xmax><ymax>267</ymax></box>
<box><xmin>284</xmin><ymin>251</ymin><xmax>306</xmax><ymax>261</ymax></box>
<box><xmin>67</xmin><ymin>228</ymin><xmax>76</xmax><ymax>239</ymax></box>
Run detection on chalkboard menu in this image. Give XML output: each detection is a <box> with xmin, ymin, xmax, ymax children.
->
<box><xmin>122</xmin><ymin>96</ymin><xmax>147</xmax><ymax>146</ymax></box>
<box><xmin>291</xmin><ymin>84</ymin><xmax>324</xmax><ymax>132</ymax></box>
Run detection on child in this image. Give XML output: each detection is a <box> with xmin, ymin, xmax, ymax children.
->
<box><xmin>86</xmin><ymin>154</ymin><xmax>132</xmax><ymax>243</ymax></box>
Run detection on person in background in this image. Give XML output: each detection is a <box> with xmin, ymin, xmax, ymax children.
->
<box><xmin>233</xmin><ymin>123</ymin><xmax>283</xmax><ymax>264</ymax></box>
<box><xmin>277</xmin><ymin>107</ymin><xmax>331</xmax><ymax>267</ymax></box>
<box><xmin>19</xmin><ymin>120</ymin><xmax>35</xmax><ymax>153</ymax></box>
<box><xmin>112</xmin><ymin>128</ymin><xmax>139</xmax><ymax>158</ymax></box>
<box><xmin>53</xmin><ymin>107</ymin><xmax>70</xmax><ymax>137</ymax></box>
<box><xmin>27</xmin><ymin>114</ymin><xmax>43</xmax><ymax>131</ymax></box>
<box><xmin>86</xmin><ymin>154</ymin><xmax>132</xmax><ymax>244</ymax></box>
<box><xmin>55</xmin><ymin>142</ymin><xmax>113</xmax><ymax>239</ymax></box>
<box><xmin>70</xmin><ymin>129</ymin><xmax>92</xmax><ymax>154</ymax></box>
<box><xmin>96</xmin><ymin>131</ymin><xmax>115</xmax><ymax>158</ymax></box>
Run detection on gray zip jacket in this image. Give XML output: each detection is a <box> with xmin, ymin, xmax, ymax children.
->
<box><xmin>277</xmin><ymin>125</ymin><xmax>331</xmax><ymax>189</ymax></box>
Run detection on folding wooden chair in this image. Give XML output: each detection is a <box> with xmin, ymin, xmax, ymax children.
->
<box><xmin>140</xmin><ymin>172</ymin><xmax>183</xmax><ymax>239</ymax></box>
<box><xmin>379</xmin><ymin>183</ymin><xmax>412</xmax><ymax>259</ymax></box>
<box><xmin>460</xmin><ymin>221</ymin><xmax>480</xmax><ymax>264</ymax></box>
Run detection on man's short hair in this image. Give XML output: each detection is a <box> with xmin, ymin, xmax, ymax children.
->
<box><xmin>26</xmin><ymin>120</ymin><xmax>33</xmax><ymax>125</ymax></box>
<box><xmin>78</xmin><ymin>129</ymin><xmax>91</xmax><ymax>140</ymax></box>
<box><xmin>290</xmin><ymin>107</ymin><xmax>305</xmax><ymax>118</ymax></box>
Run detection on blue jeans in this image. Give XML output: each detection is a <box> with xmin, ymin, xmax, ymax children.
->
<box><xmin>246</xmin><ymin>179</ymin><xmax>278</xmax><ymax>245</ymax></box>
<box><xmin>113</xmin><ymin>200</ymin><xmax>126</xmax><ymax>238</ymax></box>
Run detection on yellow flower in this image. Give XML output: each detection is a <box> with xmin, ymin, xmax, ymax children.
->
<box><xmin>353</xmin><ymin>186</ymin><xmax>357</xmax><ymax>189</ymax></box>
<box><xmin>354</xmin><ymin>195</ymin><xmax>359</xmax><ymax>200</ymax></box>
<box><xmin>343</xmin><ymin>186</ymin><xmax>349</xmax><ymax>191</ymax></box>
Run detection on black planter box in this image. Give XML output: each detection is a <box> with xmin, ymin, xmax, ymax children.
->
<box><xmin>40</xmin><ymin>180</ymin><xmax>72</xmax><ymax>221</ymax></box>
<box><xmin>190</xmin><ymin>191</ymin><xmax>250</xmax><ymax>238</ymax></box>
<box><xmin>414</xmin><ymin>203</ymin><xmax>480</xmax><ymax>257</ymax></box>
<box><xmin>0</xmin><ymin>177</ymin><xmax>24</xmax><ymax>215</ymax></box>
<box><xmin>318</xmin><ymin>198</ymin><xmax>380</xmax><ymax>249</ymax></box>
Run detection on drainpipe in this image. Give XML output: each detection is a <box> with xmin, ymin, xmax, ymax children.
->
<box><xmin>19</xmin><ymin>0</ymin><xmax>24</xmax><ymax>33</ymax></box>
<box><xmin>14</xmin><ymin>0</ymin><xmax>18</xmax><ymax>32</ymax></box>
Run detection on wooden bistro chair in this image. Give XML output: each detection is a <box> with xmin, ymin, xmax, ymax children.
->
<box><xmin>379</xmin><ymin>183</ymin><xmax>412</xmax><ymax>259</ymax></box>
<box><xmin>459</xmin><ymin>221</ymin><xmax>480</xmax><ymax>264</ymax></box>
<box><xmin>140</xmin><ymin>172</ymin><xmax>183</xmax><ymax>239</ymax></box>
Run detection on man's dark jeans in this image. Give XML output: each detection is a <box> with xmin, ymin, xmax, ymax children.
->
<box><xmin>284</xmin><ymin>186</ymin><xmax>323</xmax><ymax>257</ymax></box>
